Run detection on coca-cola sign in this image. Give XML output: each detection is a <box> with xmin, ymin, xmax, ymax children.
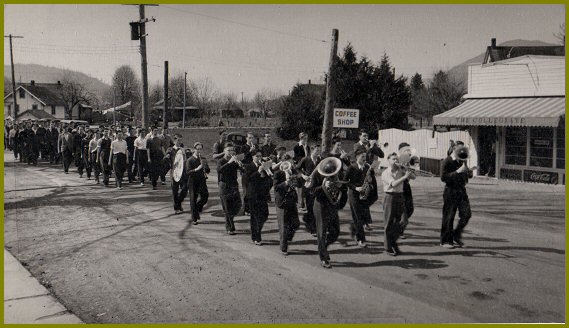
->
<box><xmin>523</xmin><ymin>170</ymin><xmax>558</xmax><ymax>184</ymax></box>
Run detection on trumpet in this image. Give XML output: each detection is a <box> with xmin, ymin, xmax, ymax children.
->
<box><xmin>396</xmin><ymin>163</ymin><xmax>434</xmax><ymax>177</ymax></box>
<box><xmin>231</xmin><ymin>155</ymin><xmax>244</xmax><ymax>167</ymax></box>
<box><xmin>453</xmin><ymin>144</ymin><xmax>470</xmax><ymax>161</ymax></box>
<box><xmin>260</xmin><ymin>158</ymin><xmax>274</xmax><ymax>176</ymax></box>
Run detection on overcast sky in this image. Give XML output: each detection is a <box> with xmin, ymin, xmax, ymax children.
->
<box><xmin>4</xmin><ymin>4</ymin><xmax>565</xmax><ymax>97</ymax></box>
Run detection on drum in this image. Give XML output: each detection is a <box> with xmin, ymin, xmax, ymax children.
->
<box><xmin>172</xmin><ymin>150</ymin><xmax>186</xmax><ymax>182</ymax></box>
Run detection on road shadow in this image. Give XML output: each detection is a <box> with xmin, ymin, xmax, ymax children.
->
<box><xmin>332</xmin><ymin>258</ymin><xmax>448</xmax><ymax>269</ymax></box>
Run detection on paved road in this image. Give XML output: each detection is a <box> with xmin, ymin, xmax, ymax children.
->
<box><xmin>3</xmin><ymin>152</ymin><xmax>565</xmax><ymax>323</ymax></box>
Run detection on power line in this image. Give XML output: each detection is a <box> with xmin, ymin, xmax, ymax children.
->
<box><xmin>160</xmin><ymin>5</ymin><xmax>328</xmax><ymax>44</ymax></box>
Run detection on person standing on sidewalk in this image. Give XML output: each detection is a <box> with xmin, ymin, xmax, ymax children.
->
<box><xmin>440</xmin><ymin>141</ymin><xmax>473</xmax><ymax>249</ymax></box>
<box><xmin>381</xmin><ymin>153</ymin><xmax>413</xmax><ymax>256</ymax></box>
<box><xmin>186</xmin><ymin>142</ymin><xmax>210</xmax><ymax>224</ymax></box>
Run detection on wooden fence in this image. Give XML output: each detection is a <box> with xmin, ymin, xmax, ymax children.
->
<box><xmin>377</xmin><ymin>128</ymin><xmax>477</xmax><ymax>175</ymax></box>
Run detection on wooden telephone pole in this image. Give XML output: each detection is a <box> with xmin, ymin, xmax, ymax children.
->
<box><xmin>163</xmin><ymin>61</ymin><xmax>168</xmax><ymax>128</ymax></box>
<box><xmin>321</xmin><ymin>29</ymin><xmax>339</xmax><ymax>156</ymax></box>
<box><xmin>4</xmin><ymin>34</ymin><xmax>23</xmax><ymax>118</ymax></box>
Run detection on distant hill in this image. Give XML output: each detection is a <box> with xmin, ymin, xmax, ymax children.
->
<box><xmin>4</xmin><ymin>64</ymin><xmax>110</xmax><ymax>101</ymax></box>
<box><xmin>447</xmin><ymin>39</ymin><xmax>561</xmax><ymax>87</ymax></box>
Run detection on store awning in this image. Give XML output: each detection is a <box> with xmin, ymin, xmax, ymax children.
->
<box><xmin>433</xmin><ymin>97</ymin><xmax>565</xmax><ymax>127</ymax></box>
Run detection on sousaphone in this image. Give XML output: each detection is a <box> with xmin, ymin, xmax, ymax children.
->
<box><xmin>317</xmin><ymin>157</ymin><xmax>343</xmax><ymax>205</ymax></box>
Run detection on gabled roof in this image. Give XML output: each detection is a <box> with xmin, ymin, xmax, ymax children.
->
<box><xmin>483</xmin><ymin>46</ymin><xmax>565</xmax><ymax>64</ymax></box>
<box><xmin>17</xmin><ymin>109</ymin><xmax>57</xmax><ymax>120</ymax></box>
<box><xmin>4</xmin><ymin>83</ymin><xmax>66</xmax><ymax>107</ymax></box>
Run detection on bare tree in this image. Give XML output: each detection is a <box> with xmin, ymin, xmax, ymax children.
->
<box><xmin>59</xmin><ymin>74</ymin><xmax>95</xmax><ymax>120</ymax></box>
<box><xmin>110</xmin><ymin>65</ymin><xmax>141</xmax><ymax>121</ymax></box>
<box><xmin>189</xmin><ymin>77</ymin><xmax>218</xmax><ymax>116</ymax></box>
<box><xmin>554</xmin><ymin>22</ymin><xmax>565</xmax><ymax>45</ymax></box>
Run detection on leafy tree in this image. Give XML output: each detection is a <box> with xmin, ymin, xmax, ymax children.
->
<box><xmin>410</xmin><ymin>70</ymin><xmax>466</xmax><ymax>125</ymax></box>
<box><xmin>277</xmin><ymin>83</ymin><xmax>325</xmax><ymax>140</ymax></box>
<box><xmin>334</xmin><ymin>48</ymin><xmax>411</xmax><ymax>133</ymax></box>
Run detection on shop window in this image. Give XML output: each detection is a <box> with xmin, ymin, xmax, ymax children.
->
<box><xmin>505</xmin><ymin>127</ymin><xmax>527</xmax><ymax>166</ymax></box>
<box><xmin>529</xmin><ymin>127</ymin><xmax>553</xmax><ymax>167</ymax></box>
<box><xmin>557</xmin><ymin>126</ymin><xmax>565</xmax><ymax>169</ymax></box>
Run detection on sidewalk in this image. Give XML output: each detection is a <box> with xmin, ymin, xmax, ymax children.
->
<box><xmin>4</xmin><ymin>249</ymin><xmax>83</xmax><ymax>324</ymax></box>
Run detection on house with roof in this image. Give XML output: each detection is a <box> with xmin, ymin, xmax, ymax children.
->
<box><xmin>4</xmin><ymin>80</ymin><xmax>66</xmax><ymax>121</ymax></box>
<box><xmin>433</xmin><ymin>54</ymin><xmax>565</xmax><ymax>184</ymax></box>
<box><xmin>483</xmin><ymin>38</ymin><xmax>565</xmax><ymax>64</ymax></box>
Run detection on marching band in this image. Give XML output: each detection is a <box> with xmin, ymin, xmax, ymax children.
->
<box><xmin>5</xmin><ymin>120</ymin><xmax>474</xmax><ymax>269</ymax></box>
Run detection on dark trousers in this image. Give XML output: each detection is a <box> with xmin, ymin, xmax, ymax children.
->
<box><xmin>148</xmin><ymin>154</ymin><xmax>162</xmax><ymax>187</ymax></box>
<box><xmin>127</xmin><ymin>151</ymin><xmax>136</xmax><ymax>183</ymax></box>
<box><xmin>49</xmin><ymin>143</ymin><xmax>58</xmax><ymax>163</ymax></box>
<box><xmin>250</xmin><ymin>198</ymin><xmax>269</xmax><ymax>242</ymax></box>
<box><xmin>171</xmin><ymin>177</ymin><xmax>189</xmax><ymax>211</ymax></box>
<box><xmin>314</xmin><ymin>202</ymin><xmax>340</xmax><ymax>261</ymax></box>
<box><xmin>219</xmin><ymin>182</ymin><xmax>241</xmax><ymax>232</ymax></box>
<box><xmin>189</xmin><ymin>180</ymin><xmax>209</xmax><ymax>221</ymax></box>
<box><xmin>100</xmin><ymin>152</ymin><xmax>111</xmax><ymax>185</ymax></box>
<box><xmin>112</xmin><ymin>153</ymin><xmax>127</xmax><ymax>187</ymax></box>
<box><xmin>160</xmin><ymin>159</ymin><xmax>170</xmax><ymax>182</ymax></box>
<box><xmin>136</xmin><ymin>150</ymin><xmax>147</xmax><ymax>183</ymax></box>
<box><xmin>348</xmin><ymin>190</ymin><xmax>370</xmax><ymax>242</ymax></box>
<box><xmin>440</xmin><ymin>187</ymin><xmax>472</xmax><ymax>245</ymax></box>
<box><xmin>276</xmin><ymin>204</ymin><xmax>299</xmax><ymax>253</ymax></box>
<box><xmin>242</xmin><ymin>176</ymin><xmax>250</xmax><ymax>213</ymax></box>
<box><xmin>383</xmin><ymin>193</ymin><xmax>404</xmax><ymax>251</ymax></box>
<box><xmin>302</xmin><ymin>189</ymin><xmax>316</xmax><ymax>234</ymax></box>
<box><xmin>400</xmin><ymin>181</ymin><xmax>414</xmax><ymax>234</ymax></box>
<box><xmin>27</xmin><ymin>148</ymin><xmax>38</xmax><ymax>165</ymax></box>
<box><xmin>90</xmin><ymin>152</ymin><xmax>100</xmax><ymax>182</ymax></box>
<box><xmin>75</xmin><ymin>151</ymin><xmax>84</xmax><ymax>174</ymax></box>
<box><xmin>83</xmin><ymin>151</ymin><xmax>92</xmax><ymax>179</ymax></box>
<box><xmin>62</xmin><ymin>149</ymin><xmax>73</xmax><ymax>173</ymax></box>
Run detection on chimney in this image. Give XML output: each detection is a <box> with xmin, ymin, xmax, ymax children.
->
<box><xmin>308</xmin><ymin>79</ymin><xmax>311</xmax><ymax>85</ymax></box>
<box><xmin>491</xmin><ymin>38</ymin><xmax>496</xmax><ymax>48</ymax></box>
<box><xmin>30</xmin><ymin>80</ymin><xmax>35</xmax><ymax>86</ymax></box>
<box><xmin>57</xmin><ymin>81</ymin><xmax>61</xmax><ymax>85</ymax></box>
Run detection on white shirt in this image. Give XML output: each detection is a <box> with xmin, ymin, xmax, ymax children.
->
<box><xmin>134</xmin><ymin>136</ymin><xmax>147</xmax><ymax>150</ymax></box>
<box><xmin>381</xmin><ymin>167</ymin><xmax>404</xmax><ymax>193</ymax></box>
<box><xmin>111</xmin><ymin>139</ymin><xmax>128</xmax><ymax>154</ymax></box>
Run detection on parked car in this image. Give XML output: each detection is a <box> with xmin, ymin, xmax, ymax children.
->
<box><xmin>227</xmin><ymin>132</ymin><xmax>263</xmax><ymax>154</ymax></box>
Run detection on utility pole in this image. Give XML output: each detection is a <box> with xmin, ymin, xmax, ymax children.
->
<box><xmin>127</xmin><ymin>4</ymin><xmax>157</xmax><ymax>128</ymax></box>
<box><xmin>163</xmin><ymin>60</ymin><xmax>168</xmax><ymax>128</ymax></box>
<box><xmin>321</xmin><ymin>29</ymin><xmax>339</xmax><ymax>157</ymax></box>
<box><xmin>182</xmin><ymin>72</ymin><xmax>187</xmax><ymax>128</ymax></box>
<box><xmin>112</xmin><ymin>88</ymin><xmax>116</xmax><ymax>125</ymax></box>
<box><xmin>4</xmin><ymin>34</ymin><xmax>23</xmax><ymax>118</ymax></box>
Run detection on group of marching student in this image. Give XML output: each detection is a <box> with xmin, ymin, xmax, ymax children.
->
<box><xmin>210</xmin><ymin>129</ymin><xmax>474</xmax><ymax>268</ymax></box>
<box><xmin>6</xmin><ymin>119</ymin><xmax>474</xmax><ymax>269</ymax></box>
